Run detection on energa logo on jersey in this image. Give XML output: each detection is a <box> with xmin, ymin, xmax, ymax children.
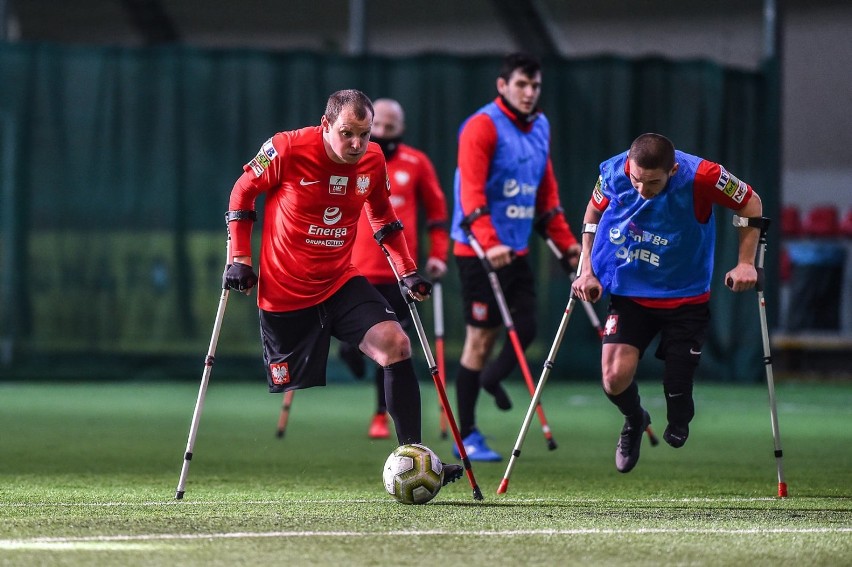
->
<box><xmin>323</xmin><ymin>207</ymin><xmax>343</xmax><ymax>225</ymax></box>
<box><xmin>306</xmin><ymin>207</ymin><xmax>348</xmax><ymax>246</ymax></box>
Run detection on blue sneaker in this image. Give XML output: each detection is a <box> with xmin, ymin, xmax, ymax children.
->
<box><xmin>452</xmin><ymin>429</ymin><xmax>502</xmax><ymax>462</ymax></box>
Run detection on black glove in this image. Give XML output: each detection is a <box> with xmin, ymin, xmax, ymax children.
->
<box><xmin>401</xmin><ymin>272</ymin><xmax>432</xmax><ymax>297</ymax></box>
<box><xmin>224</xmin><ymin>262</ymin><xmax>258</xmax><ymax>292</ymax></box>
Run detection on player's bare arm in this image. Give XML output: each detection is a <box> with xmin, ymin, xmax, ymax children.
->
<box><xmin>725</xmin><ymin>190</ymin><xmax>763</xmax><ymax>292</ymax></box>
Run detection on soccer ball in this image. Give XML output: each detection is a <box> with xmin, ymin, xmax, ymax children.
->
<box><xmin>382</xmin><ymin>444</ymin><xmax>443</xmax><ymax>505</ymax></box>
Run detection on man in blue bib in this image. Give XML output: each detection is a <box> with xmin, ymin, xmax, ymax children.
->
<box><xmin>572</xmin><ymin>133</ymin><xmax>763</xmax><ymax>473</ymax></box>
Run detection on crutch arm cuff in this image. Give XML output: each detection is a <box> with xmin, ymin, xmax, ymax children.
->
<box><xmin>225</xmin><ymin>210</ymin><xmax>258</xmax><ymax>223</ymax></box>
<box><xmin>459</xmin><ymin>207</ymin><xmax>490</xmax><ymax>232</ymax></box>
<box><xmin>373</xmin><ymin>220</ymin><xmax>404</xmax><ymax>244</ymax></box>
<box><xmin>732</xmin><ymin>215</ymin><xmax>770</xmax><ymax>231</ymax></box>
<box><xmin>533</xmin><ymin>207</ymin><xmax>563</xmax><ymax>236</ymax></box>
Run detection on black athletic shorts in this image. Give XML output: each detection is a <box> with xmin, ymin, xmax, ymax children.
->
<box><xmin>601</xmin><ymin>294</ymin><xmax>710</xmax><ymax>361</ymax></box>
<box><xmin>373</xmin><ymin>282</ymin><xmax>412</xmax><ymax>331</ymax></box>
<box><xmin>455</xmin><ymin>254</ymin><xmax>536</xmax><ymax>328</ymax></box>
<box><xmin>259</xmin><ymin>276</ymin><xmax>399</xmax><ymax>393</ymax></box>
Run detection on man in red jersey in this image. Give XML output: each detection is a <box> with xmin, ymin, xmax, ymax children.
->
<box><xmin>449</xmin><ymin>53</ymin><xmax>580</xmax><ymax>461</ymax></box>
<box><xmin>225</xmin><ymin>89</ymin><xmax>462</xmax><ymax>486</ymax></box>
<box><xmin>339</xmin><ymin>98</ymin><xmax>449</xmax><ymax>439</ymax></box>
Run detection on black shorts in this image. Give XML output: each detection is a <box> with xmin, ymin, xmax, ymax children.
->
<box><xmin>373</xmin><ymin>282</ymin><xmax>412</xmax><ymax>331</ymax></box>
<box><xmin>601</xmin><ymin>295</ymin><xmax>710</xmax><ymax>360</ymax></box>
<box><xmin>455</xmin><ymin>254</ymin><xmax>536</xmax><ymax>328</ymax></box>
<box><xmin>259</xmin><ymin>276</ymin><xmax>399</xmax><ymax>393</ymax></box>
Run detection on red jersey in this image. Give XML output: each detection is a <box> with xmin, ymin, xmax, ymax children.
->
<box><xmin>350</xmin><ymin>143</ymin><xmax>449</xmax><ymax>285</ymax></box>
<box><xmin>228</xmin><ymin>127</ymin><xmax>416</xmax><ymax>312</ymax></box>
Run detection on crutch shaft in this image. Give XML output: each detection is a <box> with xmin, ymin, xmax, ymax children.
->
<box><xmin>175</xmin><ymin>286</ymin><xmax>229</xmax><ymax>500</ymax></box>
<box><xmin>461</xmin><ymin>225</ymin><xmax>557</xmax><ymax>448</ymax></box>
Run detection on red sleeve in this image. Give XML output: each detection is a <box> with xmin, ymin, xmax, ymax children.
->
<box><xmin>534</xmin><ymin>159</ymin><xmax>578</xmax><ymax>251</ymax></box>
<box><xmin>414</xmin><ymin>152</ymin><xmax>450</xmax><ymax>263</ymax></box>
<box><xmin>227</xmin><ymin>134</ymin><xmax>286</xmax><ymax>261</ymax></box>
<box><xmin>457</xmin><ymin>114</ymin><xmax>502</xmax><ymax>249</ymax></box>
<box><xmin>365</xmin><ymin>164</ymin><xmax>417</xmax><ymax>276</ymax></box>
<box><xmin>693</xmin><ymin>159</ymin><xmax>754</xmax><ymax>223</ymax></box>
<box><xmin>590</xmin><ymin>175</ymin><xmax>610</xmax><ymax>212</ymax></box>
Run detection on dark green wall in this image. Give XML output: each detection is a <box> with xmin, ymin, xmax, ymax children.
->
<box><xmin>0</xmin><ymin>44</ymin><xmax>778</xmax><ymax>382</ymax></box>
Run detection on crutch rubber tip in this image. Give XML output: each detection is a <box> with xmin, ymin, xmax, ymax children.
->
<box><xmin>175</xmin><ymin>490</ymin><xmax>185</xmax><ymax>500</ymax></box>
<box><xmin>496</xmin><ymin>479</ymin><xmax>509</xmax><ymax>494</ymax></box>
<box><xmin>778</xmin><ymin>482</ymin><xmax>788</xmax><ymax>498</ymax></box>
<box><xmin>646</xmin><ymin>427</ymin><xmax>660</xmax><ymax>446</ymax></box>
<box><xmin>547</xmin><ymin>438</ymin><xmax>558</xmax><ymax>451</ymax></box>
<box><xmin>440</xmin><ymin>431</ymin><xmax>448</xmax><ymax>440</ymax></box>
<box><xmin>473</xmin><ymin>486</ymin><xmax>485</xmax><ymax>501</ymax></box>
<box><xmin>276</xmin><ymin>430</ymin><xmax>284</xmax><ymax>439</ymax></box>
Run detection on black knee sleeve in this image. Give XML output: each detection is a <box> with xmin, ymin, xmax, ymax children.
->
<box><xmin>512</xmin><ymin>308</ymin><xmax>537</xmax><ymax>348</ymax></box>
<box><xmin>480</xmin><ymin>309</ymin><xmax>537</xmax><ymax>389</ymax></box>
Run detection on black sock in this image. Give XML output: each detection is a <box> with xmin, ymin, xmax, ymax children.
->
<box><xmin>456</xmin><ymin>365</ymin><xmax>481</xmax><ymax>438</ymax></box>
<box><xmin>384</xmin><ymin>359</ymin><xmax>421</xmax><ymax>445</ymax></box>
<box><xmin>606</xmin><ymin>381</ymin><xmax>644</xmax><ymax>424</ymax></box>
<box><xmin>374</xmin><ymin>365</ymin><xmax>386</xmax><ymax>414</ymax></box>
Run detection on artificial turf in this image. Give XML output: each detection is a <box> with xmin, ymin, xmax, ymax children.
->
<box><xmin>0</xmin><ymin>379</ymin><xmax>849</xmax><ymax>566</ymax></box>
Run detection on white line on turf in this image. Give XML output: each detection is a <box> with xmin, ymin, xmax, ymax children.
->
<box><xmin>0</xmin><ymin>496</ymin><xmax>790</xmax><ymax>508</ymax></box>
<box><xmin>1</xmin><ymin>527</ymin><xmax>850</xmax><ymax>549</ymax></box>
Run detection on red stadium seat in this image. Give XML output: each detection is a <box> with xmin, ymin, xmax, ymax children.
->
<box><xmin>840</xmin><ymin>209</ymin><xmax>852</xmax><ymax>237</ymax></box>
<box><xmin>780</xmin><ymin>205</ymin><xmax>802</xmax><ymax>237</ymax></box>
<box><xmin>801</xmin><ymin>205</ymin><xmax>839</xmax><ymax>238</ymax></box>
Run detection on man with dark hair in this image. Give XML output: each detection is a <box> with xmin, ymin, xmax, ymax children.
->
<box><xmin>572</xmin><ymin>132</ymin><xmax>764</xmax><ymax>473</ymax></box>
<box><xmin>450</xmin><ymin>53</ymin><xmax>580</xmax><ymax>461</ymax></box>
<box><xmin>225</xmin><ymin>88</ymin><xmax>462</xmax><ymax>486</ymax></box>
<box><xmin>339</xmin><ymin>98</ymin><xmax>449</xmax><ymax>439</ymax></box>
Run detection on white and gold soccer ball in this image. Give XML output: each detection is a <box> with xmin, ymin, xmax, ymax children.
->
<box><xmin>382</xmin><ymin>443</ymin><xmax>443</xmax><ymax>505</ymax></box>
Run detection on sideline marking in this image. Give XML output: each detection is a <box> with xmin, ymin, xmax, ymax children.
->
<box><xmin>0</xmin><ymin>496</ymin><xmax>789</xmax><ymax>508</ymax></box>
<box><xmin>1</xmin><ymin>527</ymin><xmax>851</xmax><ymax>549</ymax></box>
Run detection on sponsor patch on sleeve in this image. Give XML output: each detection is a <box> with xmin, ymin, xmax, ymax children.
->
<box><xmin>714</xmin><ymin>167</ymin><xmax>747</xmax><ymax>203</ymax></box>
<box><xmin>592</xmin><ymin>176</ymin><xmax>605</xmax><ymax>205</ymax></box>
<box><xmin>247</xmin><ymin>138</ymin><xmax>278</xmax><ymax>177</ymax></box>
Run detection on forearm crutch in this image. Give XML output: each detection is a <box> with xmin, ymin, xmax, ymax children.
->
<box><xmin>532</xmin><ymin>210</ymin><xmax>659</xmax><ymax>446</ymax></box>
<box><xmin>433</xmin><ymin>280</ymin><xmax>449</xmax><ymax>439</ymax></box>
<box><xmin>375</xmin><ymin>222</ymin><xmax>484</xmax><ymax>501</ymax></box>
<box><xmin>496</xmin><ymin>252</ymin><xmax>586</xmax><ymax>494</ymax></box>
<box><xmin>275</xmin><ymin>390</ymin><xmax>295</xmax><ymax>438</ymax></box>
<box><xmin>460</xmin><ymin>213</ymin><xmax>557</xmax><ymax>450</ymax></box>
<box><xmin>175</xmin><ymin>233</ymin><xmax>232</xmax><ymax>500</ymax></box>
<box><xmin>730</xmin><ymin>215</ymin><xmax>787</xmax><ymax>498</ymax></box>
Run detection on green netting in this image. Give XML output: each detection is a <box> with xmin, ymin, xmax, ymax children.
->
<box><xmin>0</xmin><ymin>44</ymin><xmax>778</xmax><ymax>382</ymax></box>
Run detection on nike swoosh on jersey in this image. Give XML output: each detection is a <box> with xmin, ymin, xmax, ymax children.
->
<box><xmin>300</xmin><ymin>178</ymin><xmax>321</xmax><ymax>186</ymax></box>
<box><xmin>689</xmin><ymin>348</ymin><xmax>702</xmax><ymax>355</ymax></box>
